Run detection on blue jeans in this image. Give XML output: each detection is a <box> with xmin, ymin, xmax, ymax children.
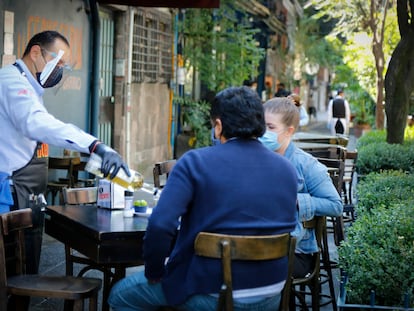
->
<box><xmin>108</xmin><ymin>270</ymin><xmax>282</xmax><ymax>311</ymax></box>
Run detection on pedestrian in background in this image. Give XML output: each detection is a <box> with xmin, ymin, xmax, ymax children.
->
<box><xmin>327</xmin><ymin>89</ymin><xmax>351</xmax><ymax>135</ymax></box>
<box><xmin>274</xmin><ymin>82</ymin><xmax>291</xmax><ymax>97</ymax></box>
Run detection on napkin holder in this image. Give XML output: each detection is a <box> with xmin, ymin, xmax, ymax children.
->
<box><xmin>97</xmin><ymin>179</ymin><xmax>125</xmax><ymax>209</ymax></box>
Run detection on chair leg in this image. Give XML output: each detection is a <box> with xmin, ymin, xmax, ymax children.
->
<box><xmin>89</xmin><ymin>294</ymin><xmax>98</xmax><ymax>311</ymax></box>
<box><xmin>73</xmin><ymin>299</ymin><xmax>84</xmax><ymax>311</ymax></box>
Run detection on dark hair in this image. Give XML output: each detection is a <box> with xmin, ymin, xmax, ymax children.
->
<box><xmin>23</xmin><ymin>30</ymin><xmax>70</xmax><ymax>57</ymax></box>
<box><xmin>210</xmin><ymin>86</ymin><xmax>265</xmax><ymax>139</ymax></box>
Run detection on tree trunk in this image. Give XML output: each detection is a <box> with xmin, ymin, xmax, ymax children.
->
<box><xmin>376</xmin><ymin>78</ymin><xmax>385</xmax><ymax>129</ymax></box>
<box><xmin>384</xmin><ymin>31</ymin><xmax>414</xmax><ymax>144</ymax></box>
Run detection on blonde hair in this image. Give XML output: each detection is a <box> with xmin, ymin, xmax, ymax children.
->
<box><xmin>263</xmin><ymin>97</ymin><xmax>300</xmax><ymax>129</ymax></box>
<box><xmin>287</xmin><ymin>93</ymin><xmax>301</xmax><ymax>106</ymax></box>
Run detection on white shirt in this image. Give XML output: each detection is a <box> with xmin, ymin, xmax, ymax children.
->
<box><xmin>327</xmin><ymin>95</ymin><xmax>351</xmax><ymax>135</ymax></box>
<box><xmin>0</xmin><ymin>59</ymin><xmax>96</xmax><ymax>174</ymax></box>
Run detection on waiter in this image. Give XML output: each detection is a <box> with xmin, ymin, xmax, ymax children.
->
<box><xmin>0</xmin><ymin>30</ymin><xmax>130</xmax><ymax>276</ymax></box>
<box><xmin>327</xmin><ymin>89</ymin><xmax>351</xmax><ymax>135</ymax></box>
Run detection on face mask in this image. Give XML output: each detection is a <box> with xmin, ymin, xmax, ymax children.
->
<box><xmin>211</xmin><ymin>128</ymin><xmax>221</xmax><ymax>146</ymax></box>
<box><xmin>36</xmin><ymin>49</ymin><xmax>65</xmax><ymax>88</ymax></box>
<box><xmin>36</xmin><ymin>66</ymin><xmax>63</xmax><ymax>88</ymax></box>
<box><xmin>259</xmin><ymin>130</ymin><xmax>281</xmax><ymax>151</ymax></box>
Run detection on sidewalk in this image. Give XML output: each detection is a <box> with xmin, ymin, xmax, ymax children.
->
<box><xmin>31</xmin><ymin>110</ymin><xmax>356</xmax><ymax>310</ymax></box>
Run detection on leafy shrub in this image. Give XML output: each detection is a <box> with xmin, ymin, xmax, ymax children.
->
<box><xmin>339</xmin><ymin>201</ymin><xmax>414</xmax><ymax>307</ymax></box>
<box><xmin>356</xmin><ymin>129</ymin><xmax>386</xmax><ymax>149</ymax></box>
<box><xmin>356</xmin><ymin>170</ymin><xmax>414</xmax><ymax>213</ymax></box>
<box><xmin>175</xmin><ymin>97</ymin><xmax>211</xmax><ymax>148</ymax></box>
<box><xmin>356</xmin><ymin>141</ymin><xmax>414</xmax><ymax>175</ymax></box>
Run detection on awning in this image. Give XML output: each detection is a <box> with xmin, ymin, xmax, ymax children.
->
<box><xmin>97</xmin><ymin>0</ymin><xmax>219</xmax><ymax>8</ymax></box>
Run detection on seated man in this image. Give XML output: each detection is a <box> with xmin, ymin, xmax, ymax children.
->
<box><xmin>109</xmin><ymin>86</ymin><xmax>298</xmax><ymax>311</ymax></box>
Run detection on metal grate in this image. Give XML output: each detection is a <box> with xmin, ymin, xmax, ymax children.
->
<box><xmin>132</xmin><ymin>9</ymin><xmax>172</xmax><ymax>83</ymax></box>
<box><xmin>99</xmin><ymin>11</ymin><xmax>114</xmax><ymax>97</ymax></box>
<box><xmin>98</xmin><ymin>122</ymin><xmax>112</xmax><ymax>147</ymax></box>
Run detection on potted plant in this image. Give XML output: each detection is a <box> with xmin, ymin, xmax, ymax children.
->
<box><xmin>351</xmin><ymin>99</ymin><xmax>374</xmax><ymax>138</ymax></box>
<box><xmin>175</xmin><ymin>97</ymin><xmax>211</xmax><ymax>157</ymax></box>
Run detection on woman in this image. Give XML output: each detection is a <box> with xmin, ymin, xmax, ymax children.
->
<box><xmin>259</xmin><ymin>97</ymin><xmax>343</xmax><ymax>278</ymax></box>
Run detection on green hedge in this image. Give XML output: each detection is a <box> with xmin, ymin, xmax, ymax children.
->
<box><xmin>339</xmin><ymin>200</ymin><xmax>414</xmax><ymax>307</ymax></box>
<box><xmin>356</xmin><ymin>129</ymin><xmax>386</xmax><ymax>149</ymax></box>
<box><xmin>340</xmin><ymin>132</ymin><xmax>414</xmax><ymax>307</ymax></box>
<box><xmin>356</xmin><ymin>130</ymin><xmax>414</xmax><ymax>175</ymax></box>
<box><xmin>356</xmin><ymin>170</ymin><xmax>414</xmax><ymax>214</ymax></box>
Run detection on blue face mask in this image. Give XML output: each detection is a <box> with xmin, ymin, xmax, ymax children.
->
<box><xmin>211</xmin><ymin>128</ymin><xmax>221</xmax><ymax>146</ymax></box>
<box><xmin>259</xmin><ymin>130</ymin><xmax>281</xmax><ymax>151</ymax></box>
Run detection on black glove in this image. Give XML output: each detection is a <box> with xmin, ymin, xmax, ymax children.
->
<box><xmin>89</xmin><ymin>141</ymin><xmax>131</xmax><ymax>179</ymax></box>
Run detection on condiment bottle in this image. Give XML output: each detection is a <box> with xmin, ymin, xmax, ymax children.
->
<box><xmin>123</xmin><ymin>190</ymin><xmax>134</xmax><ymax>217</ymax></box>
<box><xmin>85</xmin><ymin>153</ymin><xmax>144</xmax><ymax>190</ymax></box>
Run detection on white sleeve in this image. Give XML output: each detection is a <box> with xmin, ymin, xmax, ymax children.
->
<box><xmin>327</xmin><ymin>100</ymin><xmax>333</xmax><ymax>124</ymax></box>
<box><xmin>8</xmin><ymin>82</ymin><xmax>96</xmax><ymax>153</ymax></box>
<box><xmin>345</xmin><ymin>100</ymin><xmax>351</xmax><ymax>123</ymax></box>
<box><xmin>299</xmin><ymin>106</ymin><xmax>309</xmax><ymax>126</ymax></box>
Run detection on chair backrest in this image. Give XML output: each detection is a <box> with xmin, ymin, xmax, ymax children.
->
<box><xmin>344</xmin><ymin>150</ymin><xmax>358</xmax><ymax>178</ymax></box>
<box><xmin>306</xmin><ymin>146</ymin><xmax>346</xmax><ymax>161</ymax></box>
<box><xmin>153</xmin><ymin>160</ymin><xmax>177</xmax><ymax>189</ymax></box>
<box><xmin>0</xmin><ymin>209</ymin><xmax>33</xmax><ymax>283</ymax></box>
<box><xmin>194</xmin><ymin>232</ymin><xmax>296</xmax><ymax>311</ymax></box>
<box><xmin>291</xmin><ymin>216</ymin><xmax>325</xmax><ymax>309</ymax></box>
<box><xmin>316</xmin><ymin>157</ymin><xmax>345</xmax><ymax>194</ymax></box>
<box><xmin>48</xmin><ymin>157</ymin><xmax>81</xmax><ymax>188</ymax></box>
<box><xmin>316</xmin><ymin>158</ymin><xmax>346</xmax><ymax>245</ymax></box>
<box><xmin>302</xmin><ymin>216</ymin><xmax>325</xmax><ymax>251</ymax></box>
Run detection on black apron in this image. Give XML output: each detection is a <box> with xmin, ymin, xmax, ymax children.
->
<box><xmin>11</xmin><ymin>142</ymin><xmax>48</xmax><ymax>274</ymax></box>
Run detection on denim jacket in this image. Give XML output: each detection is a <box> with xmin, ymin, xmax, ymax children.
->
<box><xmin>285</xmin><ymin>142</ymin><xmax>343</xmax><ymax>253</ymax></box>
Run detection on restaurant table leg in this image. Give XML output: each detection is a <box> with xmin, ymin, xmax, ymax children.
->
<box><xmin>101</xmin><ymin>266</ymin><xmax>127</xmax><ymax>311</ymax></box>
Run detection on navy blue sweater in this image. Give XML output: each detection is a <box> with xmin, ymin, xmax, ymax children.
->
<box><xmin>143</xmin><ymin>138</ymin><xmax>298</xmax><ymax>305</ymax></box>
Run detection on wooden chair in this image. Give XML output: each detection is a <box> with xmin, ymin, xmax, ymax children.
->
<box><xmin>342</xmin><ymin>150</ymin><xmax>358</xmax><ymax>221</ymax></box>
<box><xmin>290</xmin><ymin>216</ymin><xmax>325</xmax><ymax>311</ymax></box>
<box><xmin>46</xmin><ymin>157</ymin><xmax>81</xmax><ymax>205</ymax></box>
<box><xmin>317</xmin><ymin>157</ymin><xmax>346</xmax><ymax>245</ymax></box>
<box><xmin>316</xmin><ymin>157</ymin><xmax>346</xmax><ymax>311</ymax></box>
<box><xmin>194</xmin><ymin>232</ymin><xmax>296</xmax><ymax>311</ymax></box>
<box><xmin>153</xmin><ymin>160</ymin><xmax>177</xmax><ymax>190</ymax></box>
<box><xmin>62</xmin><ymin>188</ymin><xmax>143</xmax><ymax>311</ymax></box>
<box><xmin>0</xmin><ymin>208</ymin><xmax>101</xmax><ymax>310</ymax></box>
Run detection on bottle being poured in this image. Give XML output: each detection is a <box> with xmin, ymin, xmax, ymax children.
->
<box><xmin>85</xmin><ymin>142</ymin><xmax>144</xmax><ymax>191</ymax></box>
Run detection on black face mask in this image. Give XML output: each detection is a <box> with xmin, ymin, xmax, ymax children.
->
<box><xmin>36</xmin><ymin>66</ymin><xmax>63</xmax><ymax>88</ymax></box>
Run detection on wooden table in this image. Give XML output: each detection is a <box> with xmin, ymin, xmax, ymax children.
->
<box><xmin>296</xmin><ymin>142</ymin><xmax>347</xmax><ymax>160</ymax></box>
<box><xmin>293</xmin><ymin>132</ymin><xmax>349</xmax><ymax>147</ymax></box>
<box><xmin>44</xmin><ymin>205</ymin><xmax>147</xmax><ymax>311</ymax></box>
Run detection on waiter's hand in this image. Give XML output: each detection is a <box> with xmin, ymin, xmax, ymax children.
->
<box><xmin>89</xmin><ymin>141</ymin><xmax>131</xmax><ymax>179</ymax></box>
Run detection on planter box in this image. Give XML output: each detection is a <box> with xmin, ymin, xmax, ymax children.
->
<box><xmin>338</xmin><ymin>276</ymin><xmax>414</xmax><ymax>310</ymax></box>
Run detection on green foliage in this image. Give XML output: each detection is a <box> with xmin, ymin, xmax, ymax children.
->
<box><xmin>339</xmin><ymin>200</ymin><xmax>414</xmax><ymax>306</ymax></box>
<box><xmin>356</xmin><ymin>170</ymin><xmax>414</xmax><ymax>214</ymax></box>
<box><xmin>340</xmin><ymin>128</ymin><xmax>414</xmax><ymax>307</ymax></box>
<box><xmin>355</xmin><ymin>130</ymin><xmax>414</xmax><ymax>175</ymax></box>
<box><xmin>175</xmin><ymin>97</ymin><xmax>211</xmax><ymax>148</ymax></box>
<box><xmin>181</xmin><ymin>0</ymin><xmax>265</xmax><ymax>92</ymax></box>
<box><xmin>356</xmin><ymin>141</ymin><xmax>414</xmax><ymax>175</ymax></box>
<box><xmin>295</xmin><ymin>14</ymin><xmax>343</xmax><ymax>72</ymax></box>
<box><xmin>326</xmin><ymin>38</ymin><xmax>376</xmax><ymax>126</ymax></box>
<box><xmin>356</xmin><ymin>129</ymin><xmax>386</xmax><ymax>149</ymax></box>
